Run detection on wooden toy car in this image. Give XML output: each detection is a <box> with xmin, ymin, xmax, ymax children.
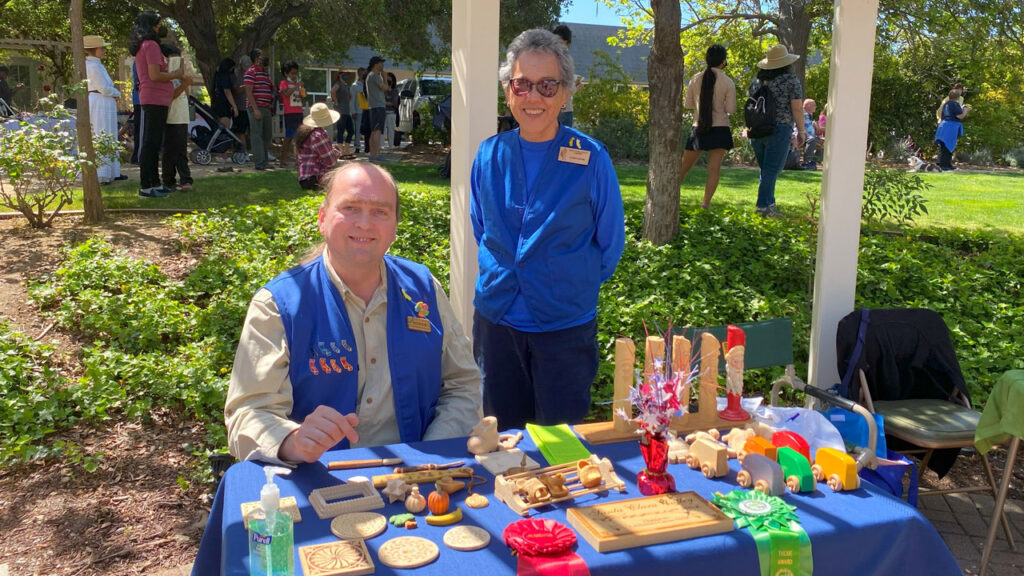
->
<box><xmin>812</xmin><ymin>447</ymin><xmax>860</xmax><ymax>491</ymax></box>
<box><xmin>685</xmin><ymin>437</ymin><xmax>728</xmax><ymax>479</ymax></box>
<box><xmin>721</xmin><ymin>427</ymin><xmax>756</xmax><ymax>459</ymax></box>
<box><xmin>772</xmin><ymin>431</ymin><xmax>811</xmax><ymax>464</ymax></box>
<box><xmin>739</xmin><ymin>436</ymin><xmax>777</xmax><ymax>463</ymax></box>
<box><xmin>736</xmin><ymin>453</ymin><xmax>785</xmax><ymax>495</ymax></box>
<box><xmin>777</xmin><ymin>447</ymin><xmax>815</xmax><ymax>493</ymax></box>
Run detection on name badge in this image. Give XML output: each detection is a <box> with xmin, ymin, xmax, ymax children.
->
<box><xmin>407</xmin><ymin>316</ymin><xmax>431</xmax><ymax>332</ymax></box>
<box><xmin>558</xmin><ymin>147</ymin><xmax>591</xmax><ymax>165</ymax></box>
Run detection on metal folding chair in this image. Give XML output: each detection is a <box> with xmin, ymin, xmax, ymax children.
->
<box><xmin>837</xmin><ymin>308</ymin><xmax>1016</xmax><ymax>564</ymax></box>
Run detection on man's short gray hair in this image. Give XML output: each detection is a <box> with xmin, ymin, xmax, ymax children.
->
<box><xmin>498</xmin><ymin>29</ymin><xmax>576</xmax><ymax>95</ymax></box>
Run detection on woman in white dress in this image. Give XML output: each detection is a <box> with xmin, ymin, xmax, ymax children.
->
<box><xmin>84</xmin><ymin>35</ymin><xmax>124</xmax><ymax>184</ymax></box>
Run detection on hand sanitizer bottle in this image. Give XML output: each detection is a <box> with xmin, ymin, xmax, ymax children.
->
<box><xmin>248</xmin><ymin>466</ymin><xmax>294</xmax><ymax>576</ymax></box>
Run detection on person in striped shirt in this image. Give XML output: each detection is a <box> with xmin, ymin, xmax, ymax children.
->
<box><xmin>243</xmin><ymin>49</ymin><xmax>274</xmax><ymax>171</ymax></box>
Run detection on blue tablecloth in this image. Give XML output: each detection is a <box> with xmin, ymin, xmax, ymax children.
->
<box><xmin>192</xmin><ymin>432</ymin><xmax>959</xmax><ymax>576</ymax></box>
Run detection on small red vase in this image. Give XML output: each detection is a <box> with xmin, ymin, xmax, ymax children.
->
<box><xmin>638</xmin><ymin>433</ymin><xmax>675</xmax><ymax>495</ymax></box>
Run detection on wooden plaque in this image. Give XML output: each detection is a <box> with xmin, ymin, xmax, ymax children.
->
<box><xmin>566</xmin><ymin>491</ymin><xmax>733</xmax><ymax>553</ymax></box>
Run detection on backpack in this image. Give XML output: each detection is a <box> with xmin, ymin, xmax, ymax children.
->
<box><xmin>744</xmin><ymin>78</ymin><xmax>776</xmax><ymax>138</ymax></box>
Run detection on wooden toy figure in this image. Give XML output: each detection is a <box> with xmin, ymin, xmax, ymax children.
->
<box><xmin>719</xmin><ymin>325</ymin><xmax>750</xmax><ymax>421</ymax></box>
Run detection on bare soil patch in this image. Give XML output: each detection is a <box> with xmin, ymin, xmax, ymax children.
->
<box><xmin>0</xmin><ymin>215</ymin><xmax>208</xmax><ymax>575</ymax></box>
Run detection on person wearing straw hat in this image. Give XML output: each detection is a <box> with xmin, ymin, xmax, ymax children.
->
<box><xmin>748</xmin><ymin>44</ymin><xmax>805</xmax><ymax>217</ymax></box>
<box><xmin>84</xmin><ymin>35</ymin><xmax>126</xmax><ymax>184</ymax></box>
<box><xmin>294</xmin><ymin>102</ymin><xmax>342</xmax><ymax>190</ymax></box>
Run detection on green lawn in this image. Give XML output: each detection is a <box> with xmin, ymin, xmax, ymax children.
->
<box><xmin>57</xmin><ymin>163</ymin><xmax>448</xmax><ymax>211</ymax></box>
<box><xmin>58</xmin><ymin>162</ymin><xmax>1022</xmax><ymax>233</ymax></box>
<box><xmin>616</xmin><ymin>164</ymin><xmax>1024</xmax><ymax>234</ymax></box>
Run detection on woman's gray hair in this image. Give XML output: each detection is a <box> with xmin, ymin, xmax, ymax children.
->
<box><xmin>498</xmin><ymin>29</ymin><xmax>576</xmax><ymax>95</ymax></box>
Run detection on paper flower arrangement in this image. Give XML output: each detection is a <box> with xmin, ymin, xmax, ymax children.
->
<box><xmin>615</xmin><ymin>356</ymin><xmax>698</xmax><ymax>438</ymax></box>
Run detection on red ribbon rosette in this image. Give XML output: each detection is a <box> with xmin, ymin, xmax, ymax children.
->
<box><xmin>503</xmin><ymin>519</ymin><xmax>590</xmax><ymax>576</ymax></box>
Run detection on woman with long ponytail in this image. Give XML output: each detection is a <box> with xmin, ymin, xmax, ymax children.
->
<box><xmin>680</xmin><ymin>44</ymin><xmax>735</xmax><ymax>208</ymax></box>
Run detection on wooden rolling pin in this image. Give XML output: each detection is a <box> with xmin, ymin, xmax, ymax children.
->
<box><xmin>327</xmin><ymin>457</ymin><xmax>403</xmax><ymax>471</ymax></box>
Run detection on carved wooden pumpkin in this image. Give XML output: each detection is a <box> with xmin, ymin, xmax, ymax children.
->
<box><xmin>427</xmin><ymin>488</ymin><xmax>449</xmax><ymax>515</ymax></box>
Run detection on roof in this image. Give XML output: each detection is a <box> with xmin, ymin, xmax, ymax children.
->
<box><xmin>561</xmin><ymin>23</ymin><xmax>650</xmax><ymax>85</ymax></box>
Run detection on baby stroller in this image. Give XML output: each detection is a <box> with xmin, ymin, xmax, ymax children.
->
<box><xmin>188</xmin><ymin>96</ymin><xmax>248</xmax><ymax>165</ymax></box>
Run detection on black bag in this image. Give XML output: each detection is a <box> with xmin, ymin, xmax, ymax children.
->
<box><xmin>744</xmin><ymin>78</ymin><xmax>776</xmax><ymax>138</ymax></box>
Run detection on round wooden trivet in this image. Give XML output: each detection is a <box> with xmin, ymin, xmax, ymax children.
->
<box><xmin>330</xmin><ymin>512</ymin><xmax>387</xmax><ymax>540</ymax></box>
<box><xmin>443</xmin><ymin>525</ymin><xmax>491</xmax><ymax>551</ymax></box>
<box><xmin>377</xmin><ymin>536</ymin><xmax>440</xmax><ymax>569</ymax></box>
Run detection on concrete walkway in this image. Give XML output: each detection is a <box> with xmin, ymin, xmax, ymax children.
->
<box><xmin>920</xmin><ymin>493</ymin><xmax>1024</xmax><ymax>575</ymax></box>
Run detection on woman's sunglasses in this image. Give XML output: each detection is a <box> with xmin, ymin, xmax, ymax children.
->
<box><xmin>508</xmin><ymin>77</ymin><xmax>561</xmax><ymax>98</ymax></box>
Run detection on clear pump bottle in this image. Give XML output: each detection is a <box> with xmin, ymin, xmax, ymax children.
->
<box><xmin>248</xmin><ymin>466</ymin><xmax>294</xmax><ymax>576</ymax></box>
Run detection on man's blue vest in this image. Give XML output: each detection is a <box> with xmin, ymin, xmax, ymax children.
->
<box><xmin>264</xmin><ymin>254</ymin><xmax>442</xmax><ymax>449</ymax></box>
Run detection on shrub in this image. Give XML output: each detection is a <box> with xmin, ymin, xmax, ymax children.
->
<box><xmin>0</xmin><ymin>322</ymin><xmax>77</xmax><ymax>464</ymax></box>
<box><xmin>574</xmin><ymin>52</ymin><xmax>650</xmax><ymax>160</ymax></box>
<box><xmin>1002</xmin><ymin>145</ymin><xmax>1024</xmax><ymax>168</ymax></box>
<box><xmin>955</xmin><ymin>146</ymin><xmax>994</xmax><ymax>166</ymax></box>
<box><xmin>409</xmin><ymin>102</ymin><xmax>448</xmax><ymax>147</ymax></box>
<box><xmin>883</xmin><ymin>135</ymin><xmax>919</xmax><ymax>164</ymax></box>
<box><xmin>0</xmin><ymin>92</ymin><xmax>119</xmax><ymax>228</ymax></box>
<box><xmin>861</xmin><ymin>164</ymin><xmax>930</xmax><ymax>226</ymax></box>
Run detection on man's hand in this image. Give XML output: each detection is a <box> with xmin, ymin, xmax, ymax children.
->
<box><xmin>253</xmin><ymin>107</ymin><xmax>263</xmax><ymax>120</ymax></box>
<box><xmin>278</xmin><ymin>406</ymin><xmax>359</xmax><ymax>463</ymax></box>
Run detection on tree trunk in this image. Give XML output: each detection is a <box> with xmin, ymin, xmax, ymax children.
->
<box><xmin>779</xmin><ymin>0</ymin><xmax>814</xmax><ymax>85</ymax></box>
<box><xmin>71</xmin><ymin>0</ymin><xmax>104</xmax><ymax>223</ymax></box>
<box><xmin>643</xmin><ymin>0</ymin><xmax>684</xmax><ymax>244</ymax></box>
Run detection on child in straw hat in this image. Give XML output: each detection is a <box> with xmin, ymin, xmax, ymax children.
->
<box><xmin>295</xmin><ymin>102</ymin><xmax>341</xmax><ymax>190</ymax></box>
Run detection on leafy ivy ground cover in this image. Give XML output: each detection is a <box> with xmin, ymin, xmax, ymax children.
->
<box><xmin>7</xmin><ymin>180</ymin><xmax>1022</xmax><ymax>466</ymax></box>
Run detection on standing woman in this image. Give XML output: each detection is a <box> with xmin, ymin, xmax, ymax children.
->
<box><xmin>129</xmin><ymin>10</ymin><xmax>182</xmax><ymax>197</ymax></box>
<box><xmin>934</xmin><ymin>88</ymin><xmax>969</xmax><ymax>171</ymax></box>
<box><xmin>470</xmin><ymin>29</ymin><xmax>625</xmax><ymax>429</ymax></box>
<box><xmin>84</xmin><ymin>35</ymin><xmax>125</xmax><ymax>184</ymax></box>
<box><xmin>680</xmin><ymin>44</ymin><xmax>735</xmax><ymax>208</ymax></box>
<box><xmin>748</xmin><ymin>45</ymin><xmax>804</xmax><ymax>217</ymax></box>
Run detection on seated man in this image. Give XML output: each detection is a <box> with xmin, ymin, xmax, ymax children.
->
<box><xmin>801</xmin><ymin>99</ymin><xmax>822</xmax><ymax>169</ymax></box>
<box><xmin>225</xmin><ymin>163</ymin><xmax>481</xmax><ymax>464</ymax></box>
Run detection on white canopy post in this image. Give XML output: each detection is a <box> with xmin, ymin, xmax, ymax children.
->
<box><xmin>807</xmin><ymin>0</ymin><xmax>881</xmax><ymax>388</ymax></box>
<box><xmin>449</xmin><ymin>0</ymin><xmax>499</xmax><ymax>335</ymax></box>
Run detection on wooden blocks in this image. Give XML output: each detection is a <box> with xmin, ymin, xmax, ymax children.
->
<box><xmin>575</xmin><ymin>332</ymin><xmax>745</xmax><ymax>445</ymax></box>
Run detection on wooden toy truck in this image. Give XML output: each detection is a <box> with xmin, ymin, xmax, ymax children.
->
<box><xmin>686</xmin><ymin>437</ymin><xmax>728</xmax><ymax>479</ymax></box>
<box><xmin>813</xmin><ymin>447</ymin><xmax>860</xmax><ymax>491</ymax></box>
<box><xmin>777</xmin><ymin>446</ymin><xmax>815</xmax><ymax>493</ymax></box>
<box><xmin>736</xmin><ymin>453</ymin><xmax>785</xmax><ymax>495</ymax></box>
